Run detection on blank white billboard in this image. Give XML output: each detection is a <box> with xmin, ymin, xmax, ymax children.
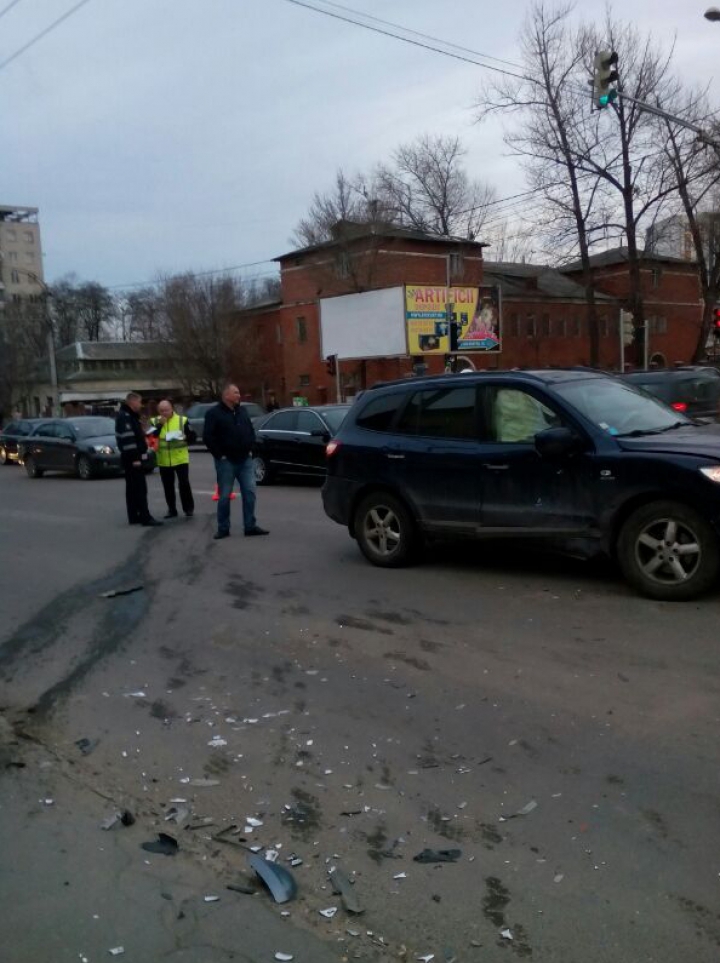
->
<box><xmin>320</xmin><ymin>287</ymin><xmax>407</xmax><ymax>361</ymax></box>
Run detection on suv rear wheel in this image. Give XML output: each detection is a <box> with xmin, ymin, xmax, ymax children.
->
<box><xmin>354</xmin><ymin>492</ymin><xmax>417</xmax><ymax>567</ymax></box>
<box><xmin>24</xmin><ymin>455</ymin><xmax>44</xmax><ymax>478</ymax></box>
<box><xmin>617</xmin><ymin>500</ymin><xmax>719</xmax><ymax>601</ymax></box>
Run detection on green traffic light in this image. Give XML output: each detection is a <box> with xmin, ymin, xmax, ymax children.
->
<box><xmin>598</xmin><ymin>89</ymin><xmax>618</xmax><ymax>107</ymax></box>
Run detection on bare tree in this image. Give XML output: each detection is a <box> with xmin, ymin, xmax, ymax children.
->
<box><xmin>48</xmin><ymin>275</ymin><xmax>116</xmax><ymax>345</ymax></box>
<box><xmin>0</xmin><ymin>298</ymin><xmax>48</xmax><ymax>416</ymax></box>
<box><xmin>375</xmin><ymin>134</ymin><xmax>495</xmax><ymax>240</ymax></box>
<box><xmin>292</xmin><ymin>170</ymin><xmax>383</xmax><ymax>247</ymax></box>
<box><xmin>121</xmin><ymin>287</ymin><xmax>168</xmax><ymax>342</ymax></box>
<box><xmin>478</xmin><ymin>3</ymin><xmax>607</xmax><ymax>365</ymax></box>
<box><xmin>656</xmin><ymin>89</ymin><xmax>720</xmax><ymax>360</ymax></box>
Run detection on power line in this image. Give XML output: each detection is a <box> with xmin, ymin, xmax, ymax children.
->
<box><xmin>0</xmin><ymin>0</ymin><xmax>25</xmax><ymax>23</ymax></box>
<box><xmin>108</xmin><ymin>259</ymin><xmax>279</xmax><ymax>291</ymax></box>
<box><xmin>0</xmin><ymin>0</ymin><xmax>93</xmax><ymax>74</ymax></box>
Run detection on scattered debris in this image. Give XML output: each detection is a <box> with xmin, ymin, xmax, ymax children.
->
<box><xmin>554</xmin><ymin>874</ymin><xmax>564</xmax><ymax>883</ymax></box>
<box><xmin>101</xmin><ymin>810</ymin><xmax>135</xmax><ymax>831</ymax></box>
<box><xmin>499</xmin><ymin>800</ymin><xmax>537</xmax><ymax>822</ymax></box>
<box><xmin>213</xmin><ymin>824</ymin><xmax>245</xmax><ymax>847</ymax></box>
<box><xmin>275</xmin><ymin>954</ymin><xmax>294</xmax><ymax>961</ymax></box>
<box><xmin>227</xmin><ymin>881</ymin><xmax>257</xmax><ymax>895</ymax></box>
<box><xmin>249</xmin><ymin>854</ymin><xmax>298</xmax><ymax>904</ymax></box>
<box><xmin>204</xmin><ymin>895</ymin><xmax>220</xmax><ymax>902</ymax></box>
<box><xmin>500</xmin><ymin>929</ymin><xmax>514</xmax><ymax>941</ymax></box>
<box><xmin>164</xmin><ymin>805</ymin><xmax>190</xmax><ymax>827</ymax></box>
<box><xmin>340</xmin><ymin>808</ymin><xmax>363</xmax><ymax>817</ymax></box>
<box><xmin>75</xmin><ymin>738</ymin><xmax>98</xmax><ymax>756</ymax></box>
<box><xmin>329</xmin><ymin>868</ymin><xmax>364</xmax><ymax>914</ymax></box>
<box><xmin>245</xmin><ymin>817</ymin><xmax>264</xmax><ymax>828</ymax></box>
<box><xmin>207</xmin><ymin>736</ymin><xmax>228</xmax><ymax>748</ymax></box>
<box><xmin>187</xmin><ymin>778</ymin><xmax>220</xmax><ymax>787</ymax></box>
<box><xmin>125</xmin><ymin>691</ymin><xmax>147</xmax><ymax>699</ymax></box>
<box><xmin>417</xmin><ymin>956</ymin><xmax>435</xmax><ymax>962</ymax></box>
<box><xmin>187</xmin><ymin>817</ymin><xmax>214</xmax><ymax>830</ymax></box>
<box><xmin>108</xmin><ymin>949</ymin><xmax>125</xmax><ymax>957</ymax></box>
<box><xmin>100</xmin><ymin>584</ymin><xmax>144</xmax><ymax>598</ymax></box>
<box><xmin>140</xmin><ymin>832</ymin><xmax>178</xmax><ymax>856</ymax></box>
<box><xmin>319</xmin><ymin>907</ymin><xmax>338</xmax><ymax>919</ymax></box>
<box><xmin>394</xmin><ymin>873</ymin><xmax>408</xmax><ymax>880</ymax></box>
<box><xmin>413</xmin><ymin>849</ymin><xmax>461</xmax><ymax>864</ymax></box>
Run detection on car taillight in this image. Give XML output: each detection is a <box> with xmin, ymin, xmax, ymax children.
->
<box><xmin>671</xmin><ymin>402</ymin><xmax>688</xmax><ymax>412</ymax></box>
<box><xmin>326</xmin><ymin>440</ymin><xmax>340</xmax><ymax>457</ymax></box>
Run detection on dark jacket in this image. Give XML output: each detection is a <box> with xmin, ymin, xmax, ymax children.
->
<box><xmin>203</xmin><ymin>402</ymin><xmax>256</xmax><ymax>462</ymax></box>
<box><xmin>115</xmin><ymin>403</ymin><xmax>148</xmax><ymax>464</ymax></box>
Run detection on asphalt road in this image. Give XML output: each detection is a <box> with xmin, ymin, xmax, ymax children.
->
<box><xmin>0</xmin><ymin>454</ymin><xmax>719</xmax><ymax>963</ymax></box>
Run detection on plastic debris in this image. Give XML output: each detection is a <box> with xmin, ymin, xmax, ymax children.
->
<box><xmin>499</xmin><ymin>800</ymin><xmax>537</xmax><ymax>822</ymax></box>
<box><xmin>413</xmin><ymin>849</ymin><xmax>461</xmax><ymax>864</ymax></box>
<box><xmin>500</xmin><ymin>928</ymin><xmax>514</xmax><ymax>940</ymax></box>
<box><xmin>245</xmin><ymin>817</ymin><xmax>263</xmax><ymax>828</ymax></box>
<box><xmin>554</xmin><ymin>874</ymin><xmax>564</xmax><ymax>883</ymax></box>
<box><xmin>207</xmin><ymin>736</ymin><xmax>228</xmax><ymax>748</ymax></box>
<box><xmin>108</xmin><ymin>948</ymin><xmax>125</xmax><ymax>956</ymax></box>
<box><xmin>249</xmin><ymin>854</ymin><xmax>298</xmax><ymax>904</ymax></box>
<box><xmin>417</xmin><ymin>956</ymin><xmax>435</xmax><ymax>962</ymax></box>
<box><xmin>319</xmin><ymin>907</ymin><xmax>338</xmax><ymax>919</ymax></box>
<box><xmin>329</xmin><ymin>868</ymin><xmax>363</xmax><ymax>914</ymax></box>
<box><xmin>188</xmin><ymin>778</ymin><xmax>220</xmax><ymax>787</ymax></box>
<box><xmin>125</xmin><ymin>691</ymin><xmax>147</xmax><ymax>699</ymax></box>
<box><xmin>204</xmin><ymin>895</ymin><xmax>220</xmax><ymax>902</ymax></box>
<box><xmin>141</xmin><ymin>832</ymin><xmax>178</xmax><ymax>856</ymax></box>
<box><xmin>165</xmin><ymin>805</ymin><xmax>190</xmax><ymax>827</ymax></box>
<box><xmin>100</xmin><ymin>584</ymin><xmax>144</xmax><ymax>598</ymax></box>
<box><xmin>394</xmin><ymin>872</ymin><xmax>408</xmax><ymax>879</ymax></box>
<box><xmin>275</xmin><ymin>954</ymin><xmax>294</xmax><ymax>962</ymax></box>
<box><xmin>75</xmin><ymin>737</ymin><xmax>98</xmax><ymax>756</ymax></box>
<box><xmin>227</xmin><ymin>881</ymin><xmax>257</xmax><ymax>895</ymax></box>
<box><xmin>101</xmin><ymin>809</ymin><xmax>134</xmax><ymax>830</ymax></box>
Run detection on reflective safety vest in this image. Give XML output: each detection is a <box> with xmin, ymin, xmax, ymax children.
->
<box><xmin>150</xmin><ymin>413</ymin><xmax>190</xmax><ymax>468</ymax></box>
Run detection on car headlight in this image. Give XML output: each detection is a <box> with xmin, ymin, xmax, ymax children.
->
<box><xmin>700</xmin><ymin>466</ymin><xmax>720</xmax><ymax>483</ymax></box>
<box><xmin>93</xmin><ymin>445</ymin><xmax>115</xmax><ymax>455</ymax></box>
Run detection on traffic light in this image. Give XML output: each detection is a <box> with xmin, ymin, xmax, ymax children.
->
<box><xmin>326</xmin><ymin>354</ymin><xmax>337</xmax><ymax>376</ymax></box>
<box><xmin>593</xmin><ymin>50</ymin><xmax>619</xmax><ymax>109</ymax></box>
<box><xmin>621</xmin><ymin>309</ymin><xmax>634</xmax><ymax>347</ymax></box>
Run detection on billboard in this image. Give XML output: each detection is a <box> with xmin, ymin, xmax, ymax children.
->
<box><xmin>405</xmin><ymin>284</ymin><xmax>501</xmax><ymax>354</ymax></box>
<box><xmin>320</xmin><ymin>286</ymin><xmax>407</xmax><ymax>360</ymax></box>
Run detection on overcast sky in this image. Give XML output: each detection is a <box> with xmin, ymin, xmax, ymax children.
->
<box><xmin>1</xmin><ymin>0</ymin><xmax>717</xmax><ymax>289</ymax></box>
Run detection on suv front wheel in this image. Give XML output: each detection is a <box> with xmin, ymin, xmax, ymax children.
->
<box><xmin>617</xmin><ymin>500</ymin><xmax>720</xmax><ymax>601</ymax></box>
<box><xmin>354</xmin><ymin>492</ymin><xmax>417</xmax><ymax>568</ymax></box>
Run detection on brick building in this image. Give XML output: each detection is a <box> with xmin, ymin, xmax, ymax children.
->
<box><xmin>561</xmin><ymin>247</ymin><xmax>703</xmax><ymax>368</ymax></box>
<box><xmin>231</xmin><ymin>230</ymin><xmax>705</xmax><ymax>407</ymax></box>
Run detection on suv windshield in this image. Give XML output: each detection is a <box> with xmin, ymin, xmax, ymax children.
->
<box><xmin>553</xmin><ymin>377</ymin><xmax>691</xmax><ymax>436</ymax></box>
<box><xmin>70</xmin><ymin>418</ymin><xmax>116</xmax><ymax>438</ymax></box>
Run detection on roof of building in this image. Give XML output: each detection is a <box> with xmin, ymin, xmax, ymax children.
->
<box><xmin>275</xmin><ymin>220</ymin><xmax>487</xmax><ymax>261</ymax></box>
<box><xmin>559</xmin><ymin>246</ymin><xmax>694</xmax><ymax>273</ymax></box>
<box><xmin>55</xmin><ymin>341</ymin><xmax>173</xmax><ymax>361</ymax></box>
<box><xmin>0</xmin><ymin>205</ymin><xmax>39</xmax><ymax>222</ymax></box>
<box><xmin>483</xmin><ymin>261</ymin><xmax>617</xmax><ymax>303</ymax></box>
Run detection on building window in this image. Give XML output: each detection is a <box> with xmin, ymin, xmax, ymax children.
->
<box><xmin>299</xmin><ymin>374</ymin><xmax>310</xmax><ymax>387</ymax></box>
<box><xmin>651</xmin><ymin>268</ymin><xmax>662</xmax><ymax>288</ymax></box>
<box><xmin>555</xmin><ymin>318</ymin><xmax>567</xmax><ymax>338</ymax></box>
<box><xmin>10</xmin><ymin>269</ymin><xmax>20</xmax><ymax>284</ymax></box>
<box><xmin>296</xmin><ymin>316</ymin><xmax>307</xmax><ymax>343</ymax></box>
<box><xmin>335</xmin><ymin>252</ymin><xmax>352</xmax><ymax>279</ymax></box>
<box><xmin>25</xmin><ymin>231</ymin><xmax>34</xmax><ymax>244</ymax></box>
<box><xmin>507</xmin><ymin>312</ymin><xmax>519</xmax><ymax>337</ymax></box>
<box><xmin>540</xmin><ymin>313</ymin><xmax>550</xmax><ymax>338</ymax></box>
<box><xmin>526</xmin><ymin>314</ymin><xmax>537</xmax><ymax>338</ymax></box>
<box><xmin>650</xmin><ymin>316</ymin><xmax>667</xmax><ymax>334</ymax></box>
<box><xmin>449</xmin><ymin>252</ymin><xmax>464</xmax><ymax>278</ymax></box>
<box><xmin>8</xmin><ymin>251</ymin><xmax>18</xmax><ymax>262</ymax></box>
<box><xmin>276</xmin><ymin>323</ymin><xmax>283</xmax><ymax>344</ymax></box>
<box><xmin>573</xmin><ymin>317</ymin><xmax>583</xmax><ymax>337</ymax></box>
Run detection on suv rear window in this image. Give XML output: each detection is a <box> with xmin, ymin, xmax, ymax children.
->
<box><xmin>355</xmin><ymin>393</ymin><xmax>405</xmax><ymax>432</ymax></box>
<box><xmin>396</xmin><ymin>386</ymin><xmax>477</xmax><ymax>439</ymax></box>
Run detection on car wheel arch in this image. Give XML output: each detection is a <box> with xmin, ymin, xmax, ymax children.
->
<box><xmin>607</xmin><ymin>489</ymin><xmax>699</xmax><ymax>557</ymax></box>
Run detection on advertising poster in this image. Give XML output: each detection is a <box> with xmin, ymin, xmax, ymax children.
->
<box><xmin>405</xmin><ymin>284</ymin><xmax>502</xmax><ymax>354</ymax></box>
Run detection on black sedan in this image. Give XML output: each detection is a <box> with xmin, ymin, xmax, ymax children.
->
<box><xmin>253</xmin><ymin>405</ymin><xmax>351</xmax><ymax>484</ymax></box>
<box><xmin>19</xmin><ymin>417</ymin><xmax>156</xmax><ymax>479</ymax></box>
<box><xmin>0</xmin><ymin>419</ymin><xmax>44</xmax><ymax>464</ymax></box>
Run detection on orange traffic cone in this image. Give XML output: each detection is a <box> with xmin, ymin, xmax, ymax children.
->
<box><xmin>211</xmin><ymin>485</ymin><xmax>236</xmax><ymax>501</ymax></box>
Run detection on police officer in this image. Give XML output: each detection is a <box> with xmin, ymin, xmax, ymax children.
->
<box><xmin>149</xmin><ymin>399</ymin><xmax>196</xmax><ymax>519</ymax></box>
<box><xmin>115</xmin><ymin>391</ymin><xmax>162</xmax><ymax>526</ymax></box>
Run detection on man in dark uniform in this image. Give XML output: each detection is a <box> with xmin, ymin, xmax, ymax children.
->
<box><xmin>115</xmin><ymin>391</ymin><xmax>162</xmax><ymax>527</ymax></box>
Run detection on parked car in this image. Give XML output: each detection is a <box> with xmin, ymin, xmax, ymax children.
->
<box><xmin>19</xmin><ymin>417</ymin><xmax>156</xmax><ymax>479</ymax></box>
<box><xmin>0</xmin><ymin>419</ymin><xmax>44</xmax><ymax>464</ymax></box>
<box><xmin>622</xmin><ymin>366</ymin><xmax>720</xmax><ymax>421</ymax></box>
<box><xmin>253</xmin><ymin>405</ymin><xmax>351</xmax><ymax>484</ymax></box>
<box><xmin>322</xmin><ymin>369</ymin><xmax>720</xmax><ymax>601</ymax></box>
<box><xmin>186</xmin><ymin>401</ymin><xmax>266</xmax><ymax>444</ymax></box>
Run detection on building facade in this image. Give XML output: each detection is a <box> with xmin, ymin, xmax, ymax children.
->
<box><xmin>0</xmin><ymin>205</ymin><xmax>44</xmax><ymax>303</ymax></box>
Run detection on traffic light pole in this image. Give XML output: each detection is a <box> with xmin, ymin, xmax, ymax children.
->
<box><xmin>617</xmin><ymin>90</ymin><xmax>720</xmax><ymax>150</ymax></box>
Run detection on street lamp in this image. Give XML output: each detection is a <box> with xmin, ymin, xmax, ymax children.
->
<box><xmin>705</xmin><ymin>7</ymin><xmax>720</xmax><ymax>20</ymax></box>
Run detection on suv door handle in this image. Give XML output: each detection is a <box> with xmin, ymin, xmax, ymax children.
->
<box><xmin>483</xmin><ymin>463</ymin><xmax>510</xmax><ymax>470</ymax></box>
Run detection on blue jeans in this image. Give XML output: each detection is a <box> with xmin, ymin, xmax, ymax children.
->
<box><xmin>214</xmin><ymin>456</ymin><xmax>257</xmax><ymax>534</ymax></box>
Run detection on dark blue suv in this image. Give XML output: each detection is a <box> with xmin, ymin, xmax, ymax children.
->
<box><xmin>322</xmin><ymin>369</ymin><xmax>720</xmax><ymax>601</ymax></box>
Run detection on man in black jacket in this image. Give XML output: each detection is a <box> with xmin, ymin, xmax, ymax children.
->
<box><xmin>203</xmin><ymin>383</ymin><xmax>268</xmax><ymax>541</ymax></box>
<box><xmin>115</xmin><ymin>392</ymin><xmax>162</xmax><ymax>527</ymax></box>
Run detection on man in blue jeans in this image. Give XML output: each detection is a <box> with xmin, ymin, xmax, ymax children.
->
<box><xmin>203</xmin><ymin>383</ymin><xmax>269</xmax><ymax>541</ymax></box>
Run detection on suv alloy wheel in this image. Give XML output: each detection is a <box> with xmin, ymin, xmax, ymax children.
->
<box><xmin>354</xmin><ymin>491</ymin><xmax>417</xmax><ymax>567</ymax></box>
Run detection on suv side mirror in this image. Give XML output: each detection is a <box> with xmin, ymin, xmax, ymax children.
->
<box><xmin>535</xmin><ymin>426</ymin><xmax>582</xmax><ymax>458</ymax></box>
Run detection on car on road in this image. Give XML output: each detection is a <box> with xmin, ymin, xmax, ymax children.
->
<box><xmin>186</xmin><ymin>401</ymin><xmax>266</xmax><ymax>445</ymax></box>
<box><xmin>0</xmin><ymin>419</ymin><xmax>44</xmax><ymax>464</ymax></box>
<box><xmin>621</xmin><ymin>366</ymin><xmax>720</xmax><ymax>421</ymax></box>
<box><xmin>253</xmin><ymin>404</ymin><xmax>351</xmax><ymax>484</ymax></box>
<box><xmin>19</xmin><ymin>416</ymin><xmax>156</xmax><ymax>480</ymax></box>
<box><xmin>322</xmin><ymin>369</ymin><xmax>720</xmax><ymax>601</ymax></box>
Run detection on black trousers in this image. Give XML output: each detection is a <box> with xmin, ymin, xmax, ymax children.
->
<box><xmin>160</xmin><ymin>463</ymin><xmax>194</xmax><ymax>515</ymax></box>
<box><xmin>124</xmin><ymin>461</ymin><xmax>151</xmax><ymax>524</ymax></box>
